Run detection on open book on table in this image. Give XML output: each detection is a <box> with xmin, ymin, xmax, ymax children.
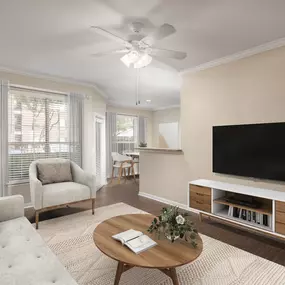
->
<box><xmin>112</xmin><ymin>229</ymin><xmax>157</xmax><ymax>254</ymax></box>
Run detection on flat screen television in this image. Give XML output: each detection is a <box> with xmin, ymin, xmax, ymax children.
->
<box><xmin>213</xmin><ymin>122</ymin><xmax>285</xmax><ymax>182</ymax></box>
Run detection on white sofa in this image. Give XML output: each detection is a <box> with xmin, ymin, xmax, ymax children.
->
<box><xmin>0</xmin><ymin>195</ymin><xmax>78</xmax><ymax>285</ymax></box>
<box><xmin>29</xmin><ymin>158</ymin><xmax>96</xmax><ymax>229</ymax></box>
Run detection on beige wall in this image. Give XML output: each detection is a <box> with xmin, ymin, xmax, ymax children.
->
<box><xmin>152</xmin><ymin>107</ymin><xmax>180</xmax><ymax>147</ymax></box>
<box><xmin>1</xmin><ymin>70</ymin><xmax>106</xmax><ymax>203</ymax></box>
<box><xmin>181</xmin><ymin>45</ymin><xmax>285</xmax><ymax>199</ymax></box>
<box><xmin>106</xmin><ymin>105</ymin><xmax>153</xmax><ymax>146</ymax></box>
<box><xmin>139</xmin><ymin>151</ymin><xmax>189</xmax><ymax>204</ymax></box>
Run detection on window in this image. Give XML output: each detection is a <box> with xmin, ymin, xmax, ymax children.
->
<box><xmin>115</xmin><ymin>114</ymin><xmax>138</xmax><ymax>153</ymax></box>
<box><xmin>8</xmin><ymin>88</ymin><xmax>75</xmax><ymax>182</ymax></box>
<box><xmin>106</xmin><ymin>112</ymin><xmax>148</xmax><ymax>177</ymax></box>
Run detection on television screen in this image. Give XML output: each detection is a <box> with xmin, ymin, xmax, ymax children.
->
<box><xmin>213</xmin><ymin>122</ymin><xmax>285</xmax><ymax>182</ymax></box>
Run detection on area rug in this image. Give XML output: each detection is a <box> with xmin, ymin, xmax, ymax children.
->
<box><xmin>36</xmin><ymin>203</ymin><xmax>285</xmax><ymax>285</ymax></box>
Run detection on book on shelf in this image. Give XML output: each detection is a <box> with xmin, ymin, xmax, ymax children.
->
<box><xmin>225</xmin><ymin>206</ymin><xmax>271</xmax><ymax>229</ymax></box>
<box><xmin>263</xmin><ymin>215</ymin><xmax>266</xmax><ymax>226</ymax></box>
<box><xmin>233</xmin><ymin>207</ymin><xmax>238</xmax><ymax>218</ymax></box>
<box><xmin>257</xmin><ymin>213</ymin><xmax>260</xmax><ymax>224</ymax></box>
<box><xmin>253</xmin><ymin>212</ymin><xmax>256</xmax><ymax>223</ymax></box>
<box><xmin>112</xmin><ymin>229</ymin><xmax>157</xmax><ymax>254</ymax></box>
<box><xmin>239</xmin><ymin>208</ymin><xmax>242</xmax><ymax>219</ymax></box>
<box><xmin>247</xmin><ymin>211</ymin><xmax>251</xmax><ymax>222</ymax></box>
<box><xmin>228</xmin><ymin>206</ymin><xmax>232</xmax><ymax>216</ymax></box>
<box><xmin>242</xmin><ymin>209</ymin><xmax>247</xmax><ymax>220</ymax></box>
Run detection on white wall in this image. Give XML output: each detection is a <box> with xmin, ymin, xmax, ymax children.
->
<box><xmin>106</xmin><ymin>105</ymin><xmax>153</xmax><ymax>146</ymax></box>
<box><xmin>0</xmin><ymin>70</ymin><xmax>106</xmax><ymax>203</ymax></box>
<box><xmin>152</xmin><ymin>107</ymin><xmax>180</xmax><ymax>147</ymax></box>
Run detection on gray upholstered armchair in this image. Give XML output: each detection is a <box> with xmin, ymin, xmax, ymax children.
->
<box><xmin>29</xmin><ymin>158</ymin><xmax>96</xmax><ymax>229</ymax></box>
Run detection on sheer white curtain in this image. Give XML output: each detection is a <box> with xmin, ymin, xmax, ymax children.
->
<box><xmin>0</xmin><ymin>80</ymin><xmax>9</xmax><ymax>197</ymax></box>
<box><xmin>69</xmin><ymin>93</ymin><xmax>83</xmax><ymax>167</ymax></box>
<box><xmin>106</xmin><ymin>112</ymin><xmax>117</xmax><ymax>178</ymax></box>
<box><xmin>138</xmin><ymin>116</ymin><xmax>147</xmax><ymax>144</ymax></box>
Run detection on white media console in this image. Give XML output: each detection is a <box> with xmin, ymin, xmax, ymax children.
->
<box><xmin>188</xmin><ymin>179</ymin><xmax>285</xmax><ymax>238</ymax></box>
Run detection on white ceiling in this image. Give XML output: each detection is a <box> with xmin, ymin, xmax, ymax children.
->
<box><xmin>1</xmin><ymin>0</ymin><xmax>285</xmax><ymax>109</ymax></box>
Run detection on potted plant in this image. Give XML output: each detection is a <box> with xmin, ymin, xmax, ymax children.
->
<box><xmin>139</xmin><ymin>142</ymin><xmax>147</xmax><ymax>147</ymax></box>
<box><xmin>148</xmin><ymin>206</ymin><xmax>198</xmax><ymax>247</ymax></box>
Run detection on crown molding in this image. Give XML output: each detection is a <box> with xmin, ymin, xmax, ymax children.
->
<box><xmin>153</xmin><ymin>104</ymin><xmax>180</xmax><ymax>111</ymax></box>
<box><xmin>0</xmin><ymin>65</ymin><xmax>108</xmax><ymax>99</ymax></box>
<box><xmin>180</xmin><ymin>37</ymin><xmax>285</xmax><ymax>75</ymax></box>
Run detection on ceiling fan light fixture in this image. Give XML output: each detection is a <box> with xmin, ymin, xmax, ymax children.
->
<box><xmin>134</xmin><ymin>53</ymin><xmax>152</xmax><ymax>69</ymax></box>
<box><xmin>120</xmin><ymin>51</ymin><xmax>140</xmax><ymax>67</ymax></box>
<box><xmin>120</xmin><ymin>54</ymin><xmax>131</xmax><ymax>67</ymax></box>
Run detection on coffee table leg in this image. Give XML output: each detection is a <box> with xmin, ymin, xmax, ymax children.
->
<box><xmin>160</xmin><ymin>268</ymin><xmax>179</xmax><ymax>285</ymax></box>
<box><xmin>169</xmin><ymin>268</ymin><xmax>179</xmax><ymax>285</ymax></box>
<box><xmin>114</xmin><ymin>261</ymin><xmax>124</xmax><ymax>285</ymax></box>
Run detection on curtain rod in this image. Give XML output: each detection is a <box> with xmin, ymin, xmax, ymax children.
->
<box><xmin>10</xmin><ymin>84</ymin><xmax>68</xmax><ymax>96</ymax></box>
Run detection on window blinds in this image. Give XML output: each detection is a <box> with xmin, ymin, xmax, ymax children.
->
<box><xmin>8</xmin><ymin>87</ymin><xmax>79</xmax><ymax>182</ymax></box>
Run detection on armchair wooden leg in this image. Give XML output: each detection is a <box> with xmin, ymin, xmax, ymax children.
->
<box><xmin>92</xmin><ymin>199</ymin><xmax>95</xmax><ymax>215</ymax></box>
<box><xmin>35</xmin><ymin>211</ymin><xmax>39</xmax><ymax>229</ymax></box>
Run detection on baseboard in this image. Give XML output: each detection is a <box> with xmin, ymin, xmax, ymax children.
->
<box><xmin>139</xmin><ymin>192</ymin><xmax>199</xmax><ymax>213</ymax></box>
<box><xmin>24</xmin><ymin>202</ymin><xmax>33</xmax><ymax>209</ymax></box>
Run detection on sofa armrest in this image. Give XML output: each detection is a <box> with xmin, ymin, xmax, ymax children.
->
<box><xmin>0</xmin><ymin>195</ymin><xmax>24</xmax><ymax>222</ymax></box>
<box><xmin>29</xmin><ymin>161</ymin><xmax>43</xmax><ymax>210</ymax></box>
<box><xmin>71</xmin><ymin>162</ymin><xmax>96</xmax><ymax>198</ymax></box>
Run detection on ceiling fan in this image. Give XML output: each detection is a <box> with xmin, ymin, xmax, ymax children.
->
<box><xmin>91</xmin><ymin>22</ymin><xmax>187</xmax><ymax>68</ymax></box>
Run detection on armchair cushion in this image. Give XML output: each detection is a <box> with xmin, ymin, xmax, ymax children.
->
<box><xmin>37</xmin><ymin>160</ymin><xmax>72</xmax><ymax>185</ymax></box>
<box><xmin>42</xmin><ymin>182</ymin><xmax>90</xmax><ymax>208</ymax></box>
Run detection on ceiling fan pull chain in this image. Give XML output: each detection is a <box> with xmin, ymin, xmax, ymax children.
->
<box><xmin>136</xmin><ymin>68</ymin><xmax>140</xmax><ymax>105</ymax></box>
<box><xmin>138</xmin><ymin>68</ymin><xmax>141</xmax><ymax>105</ymax></box>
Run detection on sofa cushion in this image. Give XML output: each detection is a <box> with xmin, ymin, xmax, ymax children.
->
<box><xmin>0</xmin><ymin>217</ymin><xmax>77</xmax><ymax>285</ymax></box>
<box><xmin>37</xmin><ymin>160</ymin><xmax>72</xmax><ymax>185</ymax></box>
<box><xmin>42</xmin><ymin>182</ymin><xmax>90</xmax><ymax>208</ymax></box>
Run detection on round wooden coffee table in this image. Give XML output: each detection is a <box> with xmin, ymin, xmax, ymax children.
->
<box><xmin>93</xmin><ymin>214</ymin><xmax>203</xmax><ymax>285</ymax></box>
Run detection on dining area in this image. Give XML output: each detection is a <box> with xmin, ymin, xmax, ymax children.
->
<box><xmin>110</xmin><ymin>151</ymin><xmax>140</xmax><ymax>184</ymax></box>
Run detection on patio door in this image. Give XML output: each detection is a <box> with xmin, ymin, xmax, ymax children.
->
<box><xmin>94</xmin><ymin>115</ymin><xmax>106</xmax><ymax>189</ymax></box>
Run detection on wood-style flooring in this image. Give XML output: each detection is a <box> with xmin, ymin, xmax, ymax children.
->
<box><xmin>25</xmin><ymin>180</ymin><xmax>285</xmax><ymax>267</ymax></box>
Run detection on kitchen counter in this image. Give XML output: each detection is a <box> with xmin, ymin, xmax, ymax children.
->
<box><xmin>136</xmin><ymin>147</ymin><xmax>183</xmax><ymax>154</ymax></box>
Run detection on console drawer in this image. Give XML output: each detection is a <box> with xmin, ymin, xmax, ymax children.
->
<box><xmin>276</xmin><ymin>211</ymin><xmax>285</xmax><ymax>224</ymax></box>
<box><xmin>276</xmin><ymin>201</ymin><xmax>285</xmax><ymax>213</ymax></box>
<box><xmin>190</xmin><ymin>184</ymin><xmax>211</xmax><ymax>196</ymax></box>
<box><xmin>190</xmin><ymin>200</ymin><xmax>211</xmax><ymax>213</ymax></box>
<box><xmin>276</xmin><ymin>222</ymin><xmax>285</xmax><ymax>235</ymax></box>
<box><xmin>190</xmin><ymin>192</ymin><xmax>211</xmax><ymax>205</ymax></box>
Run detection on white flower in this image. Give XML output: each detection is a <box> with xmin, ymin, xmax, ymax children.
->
<box><xmin>176</xmin><ymin>215</ymin><xmax>185</xmax><ymax>225</ymax></box>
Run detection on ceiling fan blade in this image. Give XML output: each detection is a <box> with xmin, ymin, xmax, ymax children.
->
<box><xmin>91</xmin><ymin>48</ymin><xmax>129</xmax><ymax>57</ymax></box>
<box><xmin>150</xmin><ymin>48</ymin><xmax>187</xmax><ymax>60</ymax></box>
<box><xmin>90</xmin><ymin>26</ymin><xmax>132</xmax><ymax>48</ymax></box>
<box><xmin>141</xmin><ymin>24</ymin><xmax>176</xmax><ymax>45</ymax></box>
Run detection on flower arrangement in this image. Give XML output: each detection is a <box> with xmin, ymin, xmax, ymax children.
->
<box><xmin>147</xmin><ymin>206</ymin><xmax>198</xmax><ymax>247</ymax></box>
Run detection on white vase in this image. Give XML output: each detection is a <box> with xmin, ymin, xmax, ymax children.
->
<box><xmin>166</xmin><ymin>235</ymin><xmax>179</xmax><ymax>241</ymax></box>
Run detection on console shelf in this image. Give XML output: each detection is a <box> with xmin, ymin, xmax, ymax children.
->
<box><xmin>188</xmin><ymin>179</ymin><xmax>285</xmax><ymax>239</ymax></box>
<box><xmin>216</xmin><ymin>208</ymin><xmax>273</xmax><ymax>232</ymax></box>
<box><xmin>214</xmin><ymin>197</ymin><xmax>272</xmax><ymax>215</ymax></box>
